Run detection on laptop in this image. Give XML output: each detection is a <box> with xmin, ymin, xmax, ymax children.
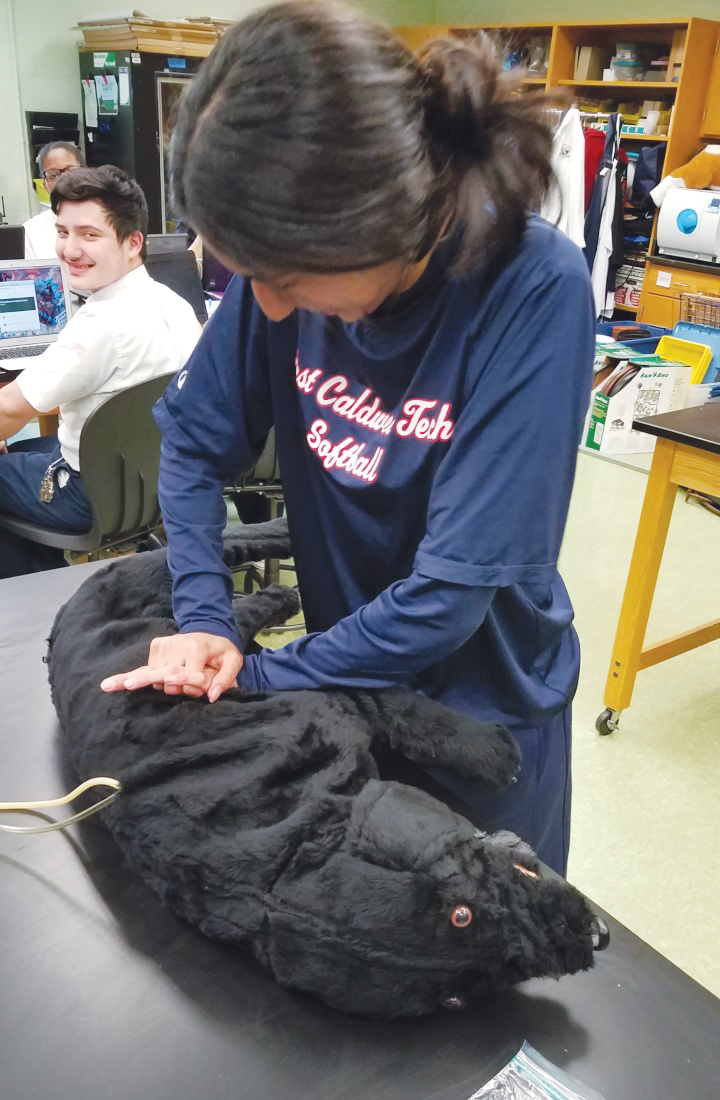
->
<box><xmin>146</xmin><ymin>232</ymin><xmax>189</xmax><ymax>256</ymax></box>
<box><xmin>0</xmin><ymin>258</ymin><xmax>72</xmax><ymax>363</ymax></box>
<box><xmin>202</xmin><ymin>247</ymin><xmax>234</xmax><ymax>295</ymax></box>
<box><xmin>145</xmin><ymin>250</ymin><xmax>208</xmax><ymax>324</ymax></box>
<box><xmin>0</xmin><ymin>225</ymin><xmax>26</xmax><ymax>261</ymax></box>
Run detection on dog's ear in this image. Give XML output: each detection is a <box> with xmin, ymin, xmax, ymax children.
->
<box><xmin>347</xmin><ymin>779</ymin><xmax>476</xmax><ymax>872</ymax></box>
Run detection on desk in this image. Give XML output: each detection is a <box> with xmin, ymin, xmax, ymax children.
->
<box><xmin>1</xmin><ymin>562</ymin><xmax>719</xmax><ymax>1100</ymax></box>
<box><xmin>598</xmin><ymin>403</ymin><xmax>720</xmax><ymax>734</ymax></box>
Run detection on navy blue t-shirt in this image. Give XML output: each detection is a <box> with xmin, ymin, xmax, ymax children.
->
<box><xmin>154</xmin><ymin>216</ymin><xmax>594</xmax><ymax>732</ymax></box>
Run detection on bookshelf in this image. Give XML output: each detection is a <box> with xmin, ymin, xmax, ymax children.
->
<box><xmin>396</xmin><ymin>19</ymin><xmax>720</xmax><ymax>326</ymax></box>
<box><xmin>395</xmin><ymin>21</ymin><xmax>718</xmax><ymax>170</ymax></box>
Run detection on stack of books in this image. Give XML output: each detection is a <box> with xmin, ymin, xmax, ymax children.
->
<box><xmin>76</xmin><ymin>15</ymin><xmax>232</xmax><ymax>57</ymax></box>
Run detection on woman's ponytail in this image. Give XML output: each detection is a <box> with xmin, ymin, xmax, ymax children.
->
<box><xmin>418</xmin><ymin>34</ymin><xmax>555</xmax><ymax>275</ymax></box>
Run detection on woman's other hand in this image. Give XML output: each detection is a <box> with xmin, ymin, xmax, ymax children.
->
<box><xmin>100</xmin><ymin>632</ymin><xmax>243</xmax><ymax>703</ymax></box>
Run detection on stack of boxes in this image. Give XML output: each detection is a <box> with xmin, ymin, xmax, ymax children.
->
<box><xmin>584</xmin><ymin>338</ymin><xmax>693</xmax><ymax>456</ymax></box>
<box><xmin>573</xmin><ymin>39</ymin><xmax>671</xmax><ymax>89</ymax></box>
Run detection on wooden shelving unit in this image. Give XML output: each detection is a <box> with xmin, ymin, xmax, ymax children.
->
<box><xmin>395</xmin><ymin>21</ymin><xmax>717</xmax><ymax>165</ymax></box>
<box><xmin>621</xmin><ymin>134</ymin><xmax>668</xmax><ymax>143</ymax></box>
<box><xmin>557</xmin><ymin>80</ymin><xmax>677</xmax><ymax>89</ymax></box>
<box><xmin>396</xmin><ymin>19</ymin><xmax>720</xmax><ymax>326</ymax></box>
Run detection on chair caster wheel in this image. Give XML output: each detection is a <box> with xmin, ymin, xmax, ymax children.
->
<box><xmin>596</xmin><ymin>708</ymin><xmax>620</xmax><ymax>736</ymax></box>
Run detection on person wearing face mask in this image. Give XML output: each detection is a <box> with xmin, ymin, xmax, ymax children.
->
<box><xmin>0</xmin><ymin>165</ymin><xmax>201</xmax><ymax>578</ymax></box>
<box><xmin>100</xmin><ymin>3</ymin><xmax>595</xmax><ymax>876</ymax></box>
<box><xmin>24</xmin><ymin>143</ymin><xmax>86</xmax><ymax>260</ymax></box>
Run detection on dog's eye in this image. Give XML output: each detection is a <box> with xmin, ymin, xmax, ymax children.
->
<box><xmin>450</xmin><ymin>904</ymin><xmax>473</xmax><ymax>928</ymax></box>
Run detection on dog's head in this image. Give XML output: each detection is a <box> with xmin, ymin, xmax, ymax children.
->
<box><xmin>266</xmin><ymin>780</ymin><xmax>607</xmax><ymax>1017</ymax></box>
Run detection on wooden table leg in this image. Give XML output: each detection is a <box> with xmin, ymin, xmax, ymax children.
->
<box><xmin>38</xmin><ymin>412</ymin><xmax>60</xmax><ymax>436</ymax></box>
<box><xmin>603</xmin><ymin>438</ymin><xmax>679</xmax><ymax>714</ymax></box>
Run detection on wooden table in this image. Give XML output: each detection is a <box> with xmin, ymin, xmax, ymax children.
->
<box><xmin>597</xmin><ymin>403</ymin><xmax>720</xmax><ymax>734</ymax></box>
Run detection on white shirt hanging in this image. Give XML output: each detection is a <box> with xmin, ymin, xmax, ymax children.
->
<box><xmin>591</xmin><ymin>160</ymin><xmax>618</xmax><ymax>319</ymax></box>
<box><xmin>541</xmin><ymin>107</ymin><xmax>586</xmax><ymax>249</ymax></box>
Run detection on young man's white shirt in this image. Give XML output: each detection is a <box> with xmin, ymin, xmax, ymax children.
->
<box><xmin>17</xmin><ymin>264</ymin><xmax>201</xmax><ymax>469</ymax></box>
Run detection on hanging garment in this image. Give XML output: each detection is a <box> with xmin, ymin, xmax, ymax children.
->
<box><xmin>584</xmin><ymin>115</ymin><xmax>625</xmax><ymax>317</ymax></box>
<box><xmin>604</xmin><ymin>154</ymin><xmax>629</xmax><ymax>315</ymax></box>
<box><xmin>584</xmin><ymin>114</ymin><xmax>620</xmax><ymax>274</ymax></box>
<box><xmin>541</xmin><ymin>107</ymin><xmax>586</xmax><ymax>248</ymax></box>
<box><xmin>591</xmin><ymin>159</ymin><xmax>618</xmax><ymax>318</ymax></box>
<box><xmin>584</xmin><ymin>128</ymin><xmax>606</xmax><ymax>212</ymax></box>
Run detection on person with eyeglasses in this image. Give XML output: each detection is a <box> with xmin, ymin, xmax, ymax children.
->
<box><xmin>23</xmin><ymin>142</ymin><xmax>86</xmax><ymax>260</ymax></box>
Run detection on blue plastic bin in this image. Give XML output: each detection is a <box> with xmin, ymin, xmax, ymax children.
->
<box><xmin>671</xmin><ymin>322</ymin><xmax>720</xmax><ymax>383</ymax></box>
<box><xmin>595</xmin><ymin>321</ymin><xmax>669</xmax><ymax>357</ymax></box>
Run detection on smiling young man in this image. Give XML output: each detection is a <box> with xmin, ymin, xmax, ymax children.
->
<box><xmin>0</xmin><ymin>165</ymin><xmax>201</xmax><ymax>578</ymax></box>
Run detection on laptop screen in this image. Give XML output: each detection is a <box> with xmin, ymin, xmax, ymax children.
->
<box><xmin>0</xmin><ymin>225</ymin><xmax>26</xmax><ymax>261</ymax></box>
<box><xmin>0</xmin><ymin>263</ymin><xmax>68</xmax><ymax>344</ymax></box>
<box><xmin>145</xmin><ymin>251</ymin><xmax>208</xmax><ymax>324</ymax></box>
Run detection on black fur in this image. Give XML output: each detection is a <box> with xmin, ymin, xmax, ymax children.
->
<box><xmin>47</xmin><ymin>530</ymin><xmax>606</xmax><ymax>1017</ymax></box>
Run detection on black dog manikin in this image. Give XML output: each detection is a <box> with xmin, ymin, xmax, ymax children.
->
<box><xmin>47</xmin><ymin>520</ymin><xmax>608</xmax><ymax>1018</ymax></box>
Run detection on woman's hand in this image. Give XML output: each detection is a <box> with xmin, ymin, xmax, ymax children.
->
<box><xmin>100</xmin><ymin>632</ymin><xmax>244</xmax><ymax>703</ymax></box>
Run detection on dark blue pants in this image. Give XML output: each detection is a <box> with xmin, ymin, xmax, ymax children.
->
<box><xmin>0</xmin><ymin>435</ymin><xmax>93</xmax><ymax>579</ymax></box>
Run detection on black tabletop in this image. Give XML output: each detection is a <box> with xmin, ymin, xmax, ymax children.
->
<box><xmin>633</xmin><ymin>401</ymin><xmax>720</xmax><ymax>455</ymax></box>
<box><xmin>1</xmin><ymin>562</ymin><xmax>719</xmax><ymax>1100</ymax></box>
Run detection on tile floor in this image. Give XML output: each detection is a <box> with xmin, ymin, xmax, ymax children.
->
<box><xmin>561</xmin><ymin>451</ymin><xmax>720</xmax><ymax>999</ymax></box>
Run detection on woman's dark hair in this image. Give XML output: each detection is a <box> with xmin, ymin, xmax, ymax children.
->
<box><xmin>51</xmin><ymin>165</ymin><xmax>149</xmax><ymax>254</ymax></box>
<box><xmin>37</xmin><ymin>141</ymin><xmax>86</xmax><ymax>172</ymax></box>
<box><xmin>170</xmin><ymin>0</ymin><xmax>553</xmax><ymax>277</ymax></box>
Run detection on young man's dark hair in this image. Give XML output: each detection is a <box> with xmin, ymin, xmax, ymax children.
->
<box><xmin>51</xmin><ymin>166</ymin><xmax>149</xmax><ymax>258</ymax></box>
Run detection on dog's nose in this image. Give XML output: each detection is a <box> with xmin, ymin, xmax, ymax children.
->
<box><xmin>591</xmin><ymin>916</ymin><xmax>610</xmax><ymax>951</ymax></box>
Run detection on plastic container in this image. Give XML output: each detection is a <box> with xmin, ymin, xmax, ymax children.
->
<box><xmin>611</xmin><ymin>58</ymin><xmax>645</xmax><ymax>81</ymax></box>
<box><xmin>32</xmin><ymin>177</ymin><xmax>50</xmax><ymax>204</ymax></box>
<box><xmin>672</xmin><ymin>321</ymin><xmax>720</xmax><ymax>382</ymax></box>
<box><xmin>596</xmin><ymin>321</ymin><xmax>668</xmax><ymax>356</ymax></box>
<box><xmin>655</xmin><ymin>334</ymin><xmax>713</xmax><ymax>384</ymax></box>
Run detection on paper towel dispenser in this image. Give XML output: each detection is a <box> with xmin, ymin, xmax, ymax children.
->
<box><xmin>656</xmin><ymin>188</ymin><xmax>720</xmax><ymax>263</ymax></box>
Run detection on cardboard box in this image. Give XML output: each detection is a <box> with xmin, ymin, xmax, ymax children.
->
<box><xmin>575</xmin><ymin>45</ymin><xmax>611</xmax><ymax>81</ymax></box>
<box><xmin>592</xmin><ymin>339</ymin><xmax>641</xmax><ymax>374</ymax></box>
<box><xmin>584</xmin><ymin>358</ymin><xmax>691</xmax><ymax>455</ymax></box>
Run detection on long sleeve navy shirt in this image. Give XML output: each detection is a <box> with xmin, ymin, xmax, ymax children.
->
<box><xmin>154</xmin><ymin>216</ymin><xmax>594</xmax><ymax>732</ymax></box>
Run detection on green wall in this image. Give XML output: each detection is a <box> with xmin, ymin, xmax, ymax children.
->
<box><xmin>364</xmin><ymin>0</ymin><xmax>436</xmax><ymax>21</ymax></box>
<box><xmin>435</xmin><ymin>1</ymin><xmax>720</xmax><ymax>23</ymax></box>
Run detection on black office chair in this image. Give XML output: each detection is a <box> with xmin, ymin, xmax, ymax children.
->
<box><xmin>227</xmin><ymin>428</ymin><xmax>286</xmax><ymax>586</ymax></box>
<box><xmin>0</xmin><ymin>372</ymin><xmax>176</xmax><ymax>561</ymax></box>
<box><xmin>145</xmin><ymin>250</ymin><xmax>208</xmax><ymax>324</ymax></box>
<box><xmin>226</xmin><ymin>430</ymin><xmax>303</xmax><ymax>632</ymax></box>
